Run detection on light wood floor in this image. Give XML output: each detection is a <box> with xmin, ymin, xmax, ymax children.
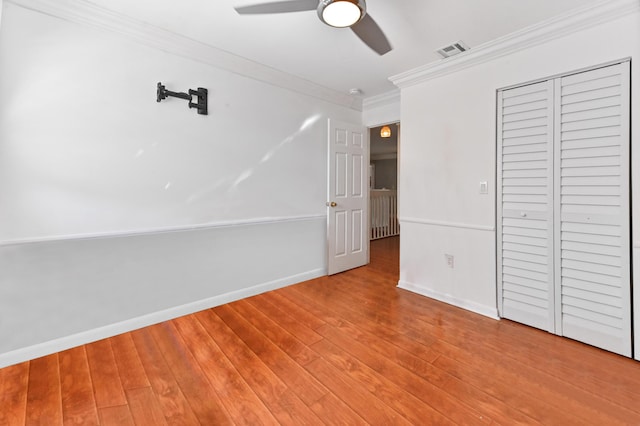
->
<box><xmin>2</xmin><ymin>236</ymin><xmax>640</xmax><ymax>425</ymax></box>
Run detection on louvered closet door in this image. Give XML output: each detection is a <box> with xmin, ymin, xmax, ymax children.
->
<box><xmin>497</xmin><ymin>80</ymin><xmax>556</xmax><ymax>332</ymax></box>
<box><xmin>555</xmin><ymin>62</ymin><xmax>631</xmax><ymax>356</ymax></box>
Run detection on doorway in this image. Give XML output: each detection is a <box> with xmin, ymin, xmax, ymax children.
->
<box><xmin>325</xmin><ymin>120</ymin><xmax>400</xmax><ymax>276</ymax></box>
<box><xmin>369</xmin><ymin>123</ymin><xmax>399</xmax><ymax>241</ymax></box>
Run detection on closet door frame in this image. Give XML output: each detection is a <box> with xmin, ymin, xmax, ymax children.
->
<box><xmin>619</xmin><ymin>62</ymin><xmax>632</xmax><ymax>357</ymax></box>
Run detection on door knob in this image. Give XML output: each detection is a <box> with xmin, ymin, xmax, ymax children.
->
<box><xmin>327</xmin><ymin>201</ymin><xmax>337</xmax><ymax>207</ymax></box>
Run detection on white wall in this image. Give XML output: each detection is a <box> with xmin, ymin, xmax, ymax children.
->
<box><xmin>0</xmin><ymin>3</ymin><xmax>362</xmax><ymax>241</ymax></box>
<box><xmin>397</xmin><ymin>9</ymin><xmax>640</xmax><ymax>326</ymax></box>
<box><xmin>0</xmin><ymin>2</ymin><xmax>360</xmax><ymax>366</ymax></box>
<box><xmin>362</xmin><ymin>91</ymin><xmax>400</xmax><ymax>128</ymax></box>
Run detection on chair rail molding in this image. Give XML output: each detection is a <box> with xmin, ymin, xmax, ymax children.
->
<box><xmin>0</xmin><ymin>214</ymin><xmax>326</xmax><ymax>247</ymax></box>
<box><xmin>5</xmin><ymin>0</ymin><xmax>361</xmax><ymax>110</ymax></box>
<box><xmin>390</xmin><ymin>0</ymin><xmax>640</xmax><ymax>89</ymax></box>
<box><xmin>399</xmin><ymin>217</ymin><xmax>495</xmax><ymax>232</ymax></box>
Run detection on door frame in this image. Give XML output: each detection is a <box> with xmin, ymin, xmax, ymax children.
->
<box><xmin>325</xmin><ymin>119</ymin><xmax>401</xmax><ymax>275</ymax></box>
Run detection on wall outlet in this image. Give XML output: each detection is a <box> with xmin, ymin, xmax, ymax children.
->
<box><xmin>445</xmin><ymin>254</ymin><xmax>454</xmax><ymax>268</ymax></box>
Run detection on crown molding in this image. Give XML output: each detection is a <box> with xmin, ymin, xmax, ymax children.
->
<box><xmin>362</xmin><ymin>90</ymin><xmax>400</xmax><ymax>110</ymax></box>
<box><xmin>390</xmin><ymin>0</ymin><xmax>640</xmax><ymax>89</ymax></box>
<box><xmin>6</xmin><ymin>0</ymin><xmax>362</xmax><ymax>111</ymax></box>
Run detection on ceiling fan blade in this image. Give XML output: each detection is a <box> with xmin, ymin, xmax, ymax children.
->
<box><xmin>351</xmin><ymin>14</ymin><xmax>392</xmax><ymax>55</ymax></box>
<box><xmin>235</xmin><ymin>0</ymin><xmax>317</xmax><ymax>14</ymax></box>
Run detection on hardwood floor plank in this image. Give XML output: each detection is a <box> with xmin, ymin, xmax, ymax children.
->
<box><xmin>431</xmin><ymin>352</ymin><xmax>584</xmax><ymax>426</ymax></box>
<box><xmin>85</xmin><ymin>339</ymin><xmax>127</xmax><ymax>409</ymax></box>
<box><xmin>315</xmin><ymin>316</ymin><xmax>536</xmax><ymax>424</ymax></box>
<box><xmin>245</xmin><ymin>294</ymin><xmax>324</xmax><ymax>346</ymax></box>
<box><xmin>226</xmin><ymin>299</ymin><xmax>320</xmax><ymax>366</ymax></box>
<box><xmin>280</xmin><ymin>284</ymin><xmax>440</xmax><ymax>362</ymax></box>
<box><xmin>431</xmin><ymin>339</ymin><xmax>640</xmax><ymax>425</ymax></box>
<box><xmin>312</xmin><ymin>325</ymin><xmax>487</xmax><ymax>425</ymax></box>
<box><xmin>146</xmin><ymin>323</ymin><xmax>233</xmax><ymax>425</ymax></box>
<box><xmin>274</xmin><ymin>389</ymin><xmax>324</xmax><ymax>426</ymax></box>
<box><xmin>125</xmin><ymin>387</ymin><xmax>168</xmax><ymax>426</ymax></box>
<box><xmin>393</xmin><ymin>284</ymin><xmax>640</xmax><ymax>407</ymax></box>
<box><xmin>213</xmin><ymin>304</ymin><xmax>329</xmax><ymax>407</ymax></box>
<box><xmin>300</xmin><ymin>268</ymin><xmax>640</xmax><ymax>425</ymax></box>
<box><xmin>110</xmin><ymin>333</ymin><xmax>150</xmax><ymax>391</ymax></box>
<box><xmin>304</xmin><ymin>357</ymin><xmax>414</xmax><ymax>425</ymax></box>
<box><xmin>277</xmin><ymin>284</ymin><xmax>345</xmax><ymax>328</ymax></box>
<box><xmin>393</xmin><ymin>275</ymin><xmax>640</xmax><ymax>396</ymax></box>
<box><xmin>422</xmin><ymin>319</ymin><xmax>640</xmax><ymax>424</ymax></box>
<box><xmin>293</xmin><ymin>274</ymin><xmax>552</xmax><ymax>421</ymax></box>
<box><xmin>59</xmin><ymin>346</ymin><xmax>99</xmax><ymax>425</ymax></box>
<box><xmin>291</xmin><ymin>284</ymin><xmax>536</xmax><ymax>424</ymax></box>
<box><xmin>293</xmin><ymin>264</ymin><xmax>640</xmax><ymax>424</ymax></box>
<box><xmin>192</xmin><ymin>310</ymin><xmax>323</xmax><ymax>425</ymax></box>
<box><xmin>0</xmin><ymin>362</ymin><xmax>30</xmax><ymax>426</ymax></box>
<box><xmin>98</xmin><ymin>405</ymin><xmax>134</xmax><ymax>426</ymax></box>
<box><xmin>170</xmin><ymin>314</ymin><xmax>279</xmax><ymax>425</ymax></box>
<box><xmin>258</xmin><ymin>290</ymin><xmax>327</xmax><ymax>331</ymax></box>
<box><xmin>291</xmin><ymin>273</ymin><xmax>441</xmax><ymax>343</ymax></box>
<box><xmin>129</xmin><ymin>329</ymin><xmax>202</xmax><ymax>425</ymax></box>
<box><xmin>476</xmin><ymin>320</ymin><xmax>640</xmax><ymax>411</ymax></box>
<box><xmin>308</xmin><ymin>393</ymin><xmax>368</xmax><ymax>426</ymax></box>
<box><xmin>25</xmin><ymin>355</ymin><xmax>63</xmax><ymax>426</ymax></box>
<box><xmin>284</xmin><ymin>277</ymin><xmax>427</xmax><ymax>344</ymax></box>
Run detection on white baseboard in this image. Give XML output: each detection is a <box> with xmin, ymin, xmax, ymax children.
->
<box><xmin>0</xmin><ymin>268</ymin><xmax>325</xmax><ymax>368</ymax></box>
<box><xmin>397</xmin><ymin>280</ymin><xmax>499</xmax><ymax>320</ymax></box>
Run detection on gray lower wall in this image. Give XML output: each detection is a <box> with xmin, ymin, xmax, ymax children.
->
<box><xmin>0</xmin><ymin>217</ymin><xmax>326</xmax><ymax>367</ymax></box>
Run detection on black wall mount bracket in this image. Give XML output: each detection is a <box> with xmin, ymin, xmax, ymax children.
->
<box><xmin>156</xmin><ymin>82</ymin><xmax>208</xmax><ymax>115</ymax></box>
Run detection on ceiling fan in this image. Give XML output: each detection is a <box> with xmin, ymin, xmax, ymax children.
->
<box><xmin>234</xmin><ymin>0</ymin><xmax>392</xmax><ymax>55</ymax></box>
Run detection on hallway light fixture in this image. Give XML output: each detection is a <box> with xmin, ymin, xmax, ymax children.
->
<box><xmin>380</xmin><ymin>125</ymin><xmax>391</xmax><ymax>138</ymax></box>
<box><xmin>318</xmin><ymin>0</ymin><xmax>365</xmax><ymax>28</ymax></box>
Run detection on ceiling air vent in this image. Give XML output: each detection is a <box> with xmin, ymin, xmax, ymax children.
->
<box><xmin>437</xmin><ymin>41</ymin><xmax>469</xmax><ymax>58</ymax></box>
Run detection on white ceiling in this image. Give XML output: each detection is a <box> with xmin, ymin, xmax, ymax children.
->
<box><xmin>85</xmin><ymin>0</ymin><xmax>597</xmax><ymax>98</ymax></box>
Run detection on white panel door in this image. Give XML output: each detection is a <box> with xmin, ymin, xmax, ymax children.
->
<box><xmin>327</xmin><ymin>119</ymin><xmax>368</xmax><ymax>275</ymax></box>
<box><xmin>497</xmin><ymin>80</ymin><xmax>556</xmax><ymax>332</ymax></box>
<box><xmin>555</xmin><ymin>62</ymin><xmax>632</xmax><ymax>356</ymax></box>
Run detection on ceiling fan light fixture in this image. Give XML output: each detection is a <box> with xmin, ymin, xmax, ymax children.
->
<box><xmin>318</xmin><ymin>0</ymin><xmax>365</xmax><ymax>28</ymax></box>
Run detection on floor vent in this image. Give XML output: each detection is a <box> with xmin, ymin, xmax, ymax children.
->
<box><xmin>437</xmin><ymin>41</ymin><xmax>469</xmax><ymax>58</ymax></box>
